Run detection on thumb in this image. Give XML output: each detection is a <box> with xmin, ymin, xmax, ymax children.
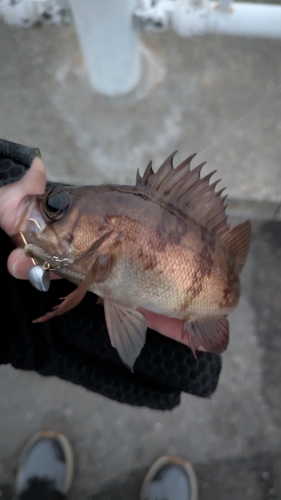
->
<box><xmin>0</xmin><ymin>156</ymin><xmax>46</xmax><ymax>237</ymax></box>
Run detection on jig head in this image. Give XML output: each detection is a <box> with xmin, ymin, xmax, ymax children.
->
<box><xmin>28</xmin><ymin>262</ymin><xmax>51</xmax><ymax>292</ymax></box>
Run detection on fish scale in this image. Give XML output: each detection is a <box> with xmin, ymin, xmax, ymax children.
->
<box><xmin>91</xmin><ymin>216</ymin><xmax>212</xmax><ymax>317</ymax></box>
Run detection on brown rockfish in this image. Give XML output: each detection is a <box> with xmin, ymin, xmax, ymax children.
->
<box><xmin>16</xmin><ymin>152</ymin><xmax>251</xmax><ymax>369</ymax></box>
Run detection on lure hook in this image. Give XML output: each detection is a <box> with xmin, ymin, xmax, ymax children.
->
<box><xmin>20</xmin><ymin>231</ymin><xmax>51</xmax><ymax>292</ymax></box>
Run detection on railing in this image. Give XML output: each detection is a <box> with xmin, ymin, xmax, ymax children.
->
<box><xmin>1</xmin><ymin>0</ymin><xmax>281</xmax><ymax>96</ymax></box>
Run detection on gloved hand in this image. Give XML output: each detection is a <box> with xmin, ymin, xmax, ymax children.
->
<box><xmin>0</xmin><ymin>139</ymin><xmax>221</xmax><ymax>410</ymax></box>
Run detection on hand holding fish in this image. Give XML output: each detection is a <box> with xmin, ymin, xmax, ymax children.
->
<box><xmin>0</xmin><ymin>149</ymin><xmax>190</xmax><ymax>356</ymax></box>
<box><xmin>14</xmin><ymin>150</ymin><xmax>250</xmax><ymax>370</ymax></box>
<box><xmin>0</xmin><ymin>138</ymin><xmax>247</xmax><ymax>408</ymax></box>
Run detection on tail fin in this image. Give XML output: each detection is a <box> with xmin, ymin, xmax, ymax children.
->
<box><xmin>223</xmin><ymin>220</ymin><xmax>251</xmax><ymax>272</ymax></box>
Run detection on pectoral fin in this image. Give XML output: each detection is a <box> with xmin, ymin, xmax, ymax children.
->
<box><xmin>104</xmin><ymin>299</ymin><xmax>147</xmax><ymax>370</ymax></box>
<box><xmin>33</xmin><ymin>254</ymin><xmax>113</xmax><ymax>323</ymax></box>
<box><xmin>183</xmin><ymin>316</ymin><xmax>229</xmax><ymax>357</ymax></box>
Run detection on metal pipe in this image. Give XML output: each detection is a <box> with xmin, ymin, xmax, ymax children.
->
<box><xmin>209</xmin><ymin>2</ymin><xmax>281</xmax><ymax>38</ymax></box>
<box><xmin>1</xmin><ymin>0</ymin><xmax>280</xmax><ymax>96</ymax></box>
<box><xmin>172</xmin><ymin>2</ymin><xmax>281</xmax><ymax>39</ymax></box>
<box><xmin>68</xmin><ymin>0</ymin><xmax>141</xmax><ymax>96</ymax></box>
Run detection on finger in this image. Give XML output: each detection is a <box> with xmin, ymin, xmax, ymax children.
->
<box><xmin>8</xmin><ymin>248</ymin><xmax>33</xmax><ymax>279</ymax></box>
<box><xmin>15</xmin><ymin>156</ymin><xmax>46</xmax><ymax>193</ymax></box>
<box><xmin>140</xmin><ymin>308</ymin><xmax>205</xmax><ymax>351</ymax></box>
<box><xmin>8</xmin><ymin>248</ymin><xmax>62</xmax><ymax>280</ymax></box>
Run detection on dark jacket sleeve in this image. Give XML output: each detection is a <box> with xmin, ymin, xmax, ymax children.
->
<box><xmin>0</xmin><ymin>138</ymin><xmax>40</xmax><ymax>187</ymax></box>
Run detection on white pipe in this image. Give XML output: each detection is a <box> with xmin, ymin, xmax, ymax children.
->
<box><xmin>209</xmin><ymin>2</ymin><xmax>281</xmax><ymax>38</ymax></box>
<box><xmin>68</xmin><ymin>0</ymin><xmax>141</xmax><ymax>96</ymax></box>
<box><xmin>173</xmin><ymin>2</ymin><xmax>281</xmax><ymax>39</ymax></box>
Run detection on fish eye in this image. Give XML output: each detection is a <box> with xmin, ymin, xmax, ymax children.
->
<box><xmin>44</xmin><ymin>189</ymin><xmax>70</xmax><ymax>220</ymax></box>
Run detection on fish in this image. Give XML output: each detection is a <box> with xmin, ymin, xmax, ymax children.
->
<box><xmin>16</xmin><ymin>152</ymin><xmax>251</xmax><ymax>370</ymax></box>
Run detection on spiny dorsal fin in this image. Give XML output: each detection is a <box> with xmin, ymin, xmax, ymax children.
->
<box><xmin>222</xmin><ymin>220</ymin><xmax>251</xmax><ymax>272</ymax></box>
<box><xmin>136</xmin><ymin>152</ymin><xmax>231</xmax><ymax>236</ymax></box>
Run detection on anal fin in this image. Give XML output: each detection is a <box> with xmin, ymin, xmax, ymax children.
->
<box><xmin>182</xmin><ymin>316</ymin><xmax>229</xmax><ymax>357</ymax></box>
<box><xmin>104</xmin><ymin>299</ymin><xmax>147</xmax><ymax>371</ymax></box>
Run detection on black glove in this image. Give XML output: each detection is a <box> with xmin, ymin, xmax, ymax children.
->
<box><xmin>0</xmin><ymin>139</ymin><xmax>222</xmax><ymax>410</ymax></box>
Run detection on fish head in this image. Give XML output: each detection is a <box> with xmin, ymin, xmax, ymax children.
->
<box><xmin>15</xmin><ymin>185</ymin><xmax>100</xmax><ymax>266</ymax></box>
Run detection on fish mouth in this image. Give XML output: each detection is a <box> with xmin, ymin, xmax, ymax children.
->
<box><xmin>15</xmin><ymin>195</ymin><xmax>46</xmax><ymax>238</ymax></box>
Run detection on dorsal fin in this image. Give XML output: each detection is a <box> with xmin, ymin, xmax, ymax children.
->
<box><xmin>136</xmin><ymin>152</ymin><xmax>231</xmax><ymax>236</ymax></box>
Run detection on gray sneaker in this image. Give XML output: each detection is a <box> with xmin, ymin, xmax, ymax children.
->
<box><xmin>15</xmin><ymin>430</ymin><xmax>74</xmax><ymax>500</ymax></box>
<box><xmin>140</xmin><ymin>455</ymin><xmax>198</xmax><ymax>500</ymax></box>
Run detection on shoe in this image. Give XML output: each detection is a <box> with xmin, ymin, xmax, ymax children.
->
<box><xmin>15</xmin><ymin>430</ymin><xmax>74</xmax><ymax>500</ymax></box>
<box><xmin>140</xmin><ymin>455</ymin><xmax>198</xmax><ymax>500</ymax></box>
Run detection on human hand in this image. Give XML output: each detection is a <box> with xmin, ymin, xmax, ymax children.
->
<box><xmin>0</xmin><ymin>139</ymin><xmax>46</xmax><ymax>278</ymax></box>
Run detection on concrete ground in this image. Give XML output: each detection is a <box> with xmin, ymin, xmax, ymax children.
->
<box><xmin>0</xmin><ymin>15</ymin><xmax>281</xmax><ymax>500</ymax></box>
